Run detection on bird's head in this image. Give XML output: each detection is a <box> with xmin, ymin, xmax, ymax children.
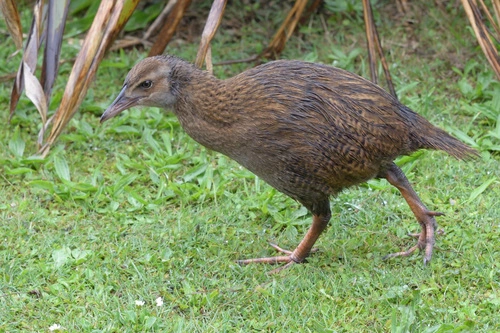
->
<box><xmin>100</xmin><ymin>56</ymin><xmax>178</xmax><ymax>123</ymax></box>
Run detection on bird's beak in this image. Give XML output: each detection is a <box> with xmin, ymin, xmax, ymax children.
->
<box><xmin>100</xmin><ymin>85</ymin><xmax>138</xmax><ymax>123</ymax></box>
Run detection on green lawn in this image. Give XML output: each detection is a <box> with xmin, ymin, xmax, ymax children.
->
<box><xmin>1</xmin><ymin>2</ymin><xmax>499</xmax><ymax>332</ymax></box>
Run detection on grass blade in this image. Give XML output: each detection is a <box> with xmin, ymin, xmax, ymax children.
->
<box><xmin>467</xmin><ymin>177</ymin><xmax>496</xmax><ymax>203</ymax></box>
<box><xmin>8</xmin><ymin>126</ymin><xmax>25</xmax><ymax>158</ymax></box>
<box><xmin>112</xmin><ymin>174</ymin><xmax>138</xmax><ymax>196</ymax></box>
<box><xmin>53</xmin><ymin>154</ymin><xmax>71</xmax><ymax>182</ymax></box>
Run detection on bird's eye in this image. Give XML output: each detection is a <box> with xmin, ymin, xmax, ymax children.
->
<box><xmin>139</xmin><ymin>80</ymin><xmax>152</xmax><ymax>89</ymax></box>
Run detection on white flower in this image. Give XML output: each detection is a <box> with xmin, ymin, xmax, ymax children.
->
<box><xmin>48</xmin><ymin>324</ymin><xmax>62</xmax><ymax>331</ymax></box>
<box><xmin>155</xmin><ymin>296</ymin><xmax>164</xmax><ymax>307</ymax></box>
<box><xmin>135</xmin><ymin>300</ymin><xmax>145</xmax><ymax>306</ymax></box>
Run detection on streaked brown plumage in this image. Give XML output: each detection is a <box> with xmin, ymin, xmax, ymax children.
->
<box><xmin>101</xmin><ymin>55</ymin><xmax>477</xmax><ymax>273</ymax></box>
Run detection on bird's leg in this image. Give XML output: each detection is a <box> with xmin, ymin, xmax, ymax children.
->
<box><xmin>237</xmin><ymin>213</ymin><xmax>330</xmax><ymax>274</ymax></box>
<box><xmin>383</xmin><ymin>163</ymin><xmax>444</xmax><ymax>264</ymax></box>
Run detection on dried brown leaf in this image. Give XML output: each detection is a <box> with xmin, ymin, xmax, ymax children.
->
<box><xmin>9</xmin><ymin>0</ymin><xmax>46</xmax><ymax>120</ymax></box>
<box><xmin>23</xmin><ymin>62</ymin><xmax>48</xmax><ymax>126</ymax></box>
<box><xmin>462</xmin><ymin>0</ymin><xmax>500</xmax><ymax>80</ymax></box>
<box><xmin>40</xmin><ymin>0</ymin><xmax>140</xmax><ymax>155</ymax></box>
<box><xmin>148</xmin><ymin>0</ymin><xmax>192</xmax><ymax>57</ymax></box>
<box><xmin>144</xmin><ymin>0</ymin><xmax>177</xmax><ymax>40</ymax></box>
<box><xmin>494</xmin><ymin>0</ymin><xmax>500</xmax><ymax>25</ymax></box>
<box><xmin>195</xmin><ymin>0</ymin><xmax>227</xmax><ymax>69</ymax></box>
<box><xmin>260</xmin><ymin>0</ymin><xmax>308</xmax><ymax>59</ymax></box>
<box><xmin>0</xmin><ymin>0</ymin><xmax>23</xmax><ymax>50</ymax></box>
<box><xmin>477</xmin><ymin>0</ymin><xmax>500</xmax><ymax>38</ymax></box>
<box><xmin>362</xmin><ymin>0</ymin><xmax>397</xmax><ymax>98</ymax></box>
<box><xmin>40</xmin><ymin>0</ymin><xmax>70</xmax><ymax>102</ymax></box>
<box><xmin>9</xmin><ymin>63</ymin><xmax>23</xmax><ymax>122</ymax></box>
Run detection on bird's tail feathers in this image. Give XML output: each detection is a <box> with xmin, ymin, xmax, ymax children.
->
<box><xmin>413</xmin><ymin>121</ymin><xmax>479</xmax><ymax>160</ymax></box>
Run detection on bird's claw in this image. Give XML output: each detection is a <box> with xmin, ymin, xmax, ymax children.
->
<box><xmin>384</xmin><ymin>210</ymin><xmax>442</xmax><ymax>264</ymax></box>
<box><xmin>236</xmin><ymin>242</ymin><xmax>319</xmax><ymax>274</ymax></box>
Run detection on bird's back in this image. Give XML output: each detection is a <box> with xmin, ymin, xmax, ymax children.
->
<box><xmin>218</xmin><ymin>62</ymin><xmax>413</xmax><ymax>192</ymax></box>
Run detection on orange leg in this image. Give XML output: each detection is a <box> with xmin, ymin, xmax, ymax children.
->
<box><xmin>383</xmin><ymin>163</ymin><xmax>443</xmax><ymax>264</ymax></box>
<box><xmin>237</xmin><ymin>213</ymin><xmax>330</xmax><ymax>274</ymax></box>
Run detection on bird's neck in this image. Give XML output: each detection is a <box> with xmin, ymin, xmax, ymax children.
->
<box><xmin>170</xmin><ymin>62</ymin><xmax>237</xmax><ymax>152</ymax></box>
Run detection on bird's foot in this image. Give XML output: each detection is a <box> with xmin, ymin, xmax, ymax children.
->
<box><xmin>236</xmin><ymin>242</ymin><xmax>318</xmax><ymax>274</ymax></box>
<box><xmin>383</xmin><ymin>210</ymin><xmax>443</xmax><ymax>265</ymax></box>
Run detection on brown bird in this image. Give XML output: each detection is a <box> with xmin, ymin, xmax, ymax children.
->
<box><xmin>101</xmin><ymin>55</ymin><xmax>477</xmax><ymax>273</ymax></box>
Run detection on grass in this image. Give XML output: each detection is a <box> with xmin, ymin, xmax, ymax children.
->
<box><xmin>1</xmin><ymin>1</ymin><xmax>499</xmax><ymax>332</ymax></box>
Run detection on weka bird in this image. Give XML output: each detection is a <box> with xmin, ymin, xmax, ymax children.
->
<box><xmin>101</xmin><ymin>55</ymin><xmax>477</xmax><ymax>272</ymax></box>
